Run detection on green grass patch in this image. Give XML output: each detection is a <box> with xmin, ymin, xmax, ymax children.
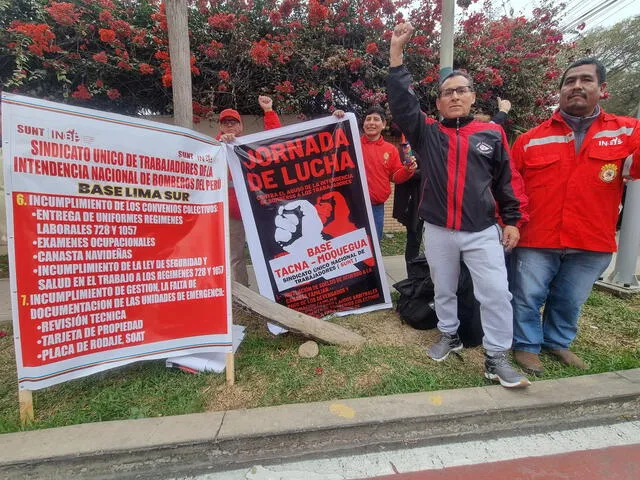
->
<box><xmin>0</xmin><ymin>287</ymin><xmax>638</xmax><ymax>434</ymax></box>
<box><xmin>0</xmin><ymin>255</ymin><xmax>8</xmax><ymax>279</ymax></box>
<box><xmin>379</xmin><ymin>231</ymin><xmax>409</xmax><ymax>257</ymax></box>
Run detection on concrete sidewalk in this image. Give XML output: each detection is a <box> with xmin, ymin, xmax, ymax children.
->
<box><xmin>0</xmin><ymin>370</ymin><xmax>638</xmax><ymax>479</ymax></box>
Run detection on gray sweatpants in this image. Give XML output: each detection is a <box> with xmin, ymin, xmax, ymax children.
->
<box><xmin>424</xmin><ymin>222</ymin><xmax>513</xmax><ymax>352</ymax></box>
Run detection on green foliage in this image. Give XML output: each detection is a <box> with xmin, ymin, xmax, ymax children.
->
<box><xmin>571</xmin><ymin>16</ymin><xmax>640</xmax><ymax>117</ymax></box>
<box><xmin>1</xmin><ymin>0</ymin><xmax>572</xmax><ymax>131</ymax></box>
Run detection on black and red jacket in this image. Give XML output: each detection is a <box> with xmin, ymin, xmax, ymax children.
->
<box><xmin>387</xmin><ymin>65</ymin><xmax>528</xmax><ymax>232</ymax></box>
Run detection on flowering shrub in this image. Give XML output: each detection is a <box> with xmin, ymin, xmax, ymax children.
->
<box><xmin>1</xmin><ymin>0</ymin><xmax>569</xmax><ymax>129</ymax></box>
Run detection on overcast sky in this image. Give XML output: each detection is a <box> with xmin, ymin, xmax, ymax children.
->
<box><xmin>500</xmin><ymin>0</ymin><xmax>639</xmax><ymax>32</ymax></box>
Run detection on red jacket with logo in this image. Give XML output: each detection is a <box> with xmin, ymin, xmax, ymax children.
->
<box><xmin>217</xmin><ymin>110</ymin><xmax>281</xmax><ymax>219</ymax></box>
<box><xmin>361</xmin><ymin>135</ymin><xmax>414</xmax><ymax>205</ymax></box>
<box><xmin>512</xmin><ymin>108</ymin><xmax>640</xmax><ymax>252</ymax></box>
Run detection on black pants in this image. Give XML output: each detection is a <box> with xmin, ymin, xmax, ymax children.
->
<box><xmin>405</xmin><ymin>220</ymin><xmax>424</xmax><ymax>267</ymax></box>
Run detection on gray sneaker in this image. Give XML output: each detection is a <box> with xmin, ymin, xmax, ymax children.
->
<box><xmin>427</xmin><ymin>332</ymin><xmax>463</xmax><ymax>362</ymax></box>
<box><xmin>485</xmin><ymin>352</ymin><xmax>531</xmax><ymax>388</ymax></box>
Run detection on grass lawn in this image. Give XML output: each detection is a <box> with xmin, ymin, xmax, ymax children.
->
<box><xmin>0</xmin><ymin>234</ymin><xmax>638</xmax><ymax>433</ymax></box>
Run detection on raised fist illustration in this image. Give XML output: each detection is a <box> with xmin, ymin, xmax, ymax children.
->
<box><xmin>274</xmin><ymin>200</ymin><xmax>325</xmax><ymax>254</ymax></box>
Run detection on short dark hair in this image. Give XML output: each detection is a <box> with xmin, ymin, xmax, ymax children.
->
<box><xmin>440</xmin><ymin>70</ymin><xmax>474</xmax><ymax>90</ymax></box>
<box><xmin>364</xmin><ymin>105</ymin><xmax>387</xmax><ymax>122</ymax></box>
<box><xmin>560</xmin><ymin>58</ymin><xmax>606</xmax><ymax>87</ymax></box>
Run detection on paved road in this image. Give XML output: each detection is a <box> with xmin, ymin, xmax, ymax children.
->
<box><xmin>361</xmin><ymin>444</ymin><xmax>640</xmax><ymax>479</ymax></box>
<box><xmin>181</xmin><ymin>421</ymin><xmax>640</xmax><ymax>480</ymax></box>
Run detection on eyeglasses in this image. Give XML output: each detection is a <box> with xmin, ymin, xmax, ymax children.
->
<box><xmin>440</xmin><ymin>86</ymin><xmax>473</xmax><ymax>98</ymax></box>
<box><xmin>220</xmin><ymin>119</ymin><xmax>240</xmax><ymax>126</ymax></box>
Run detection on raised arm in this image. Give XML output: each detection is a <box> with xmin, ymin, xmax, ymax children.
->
<box><xmin>386</xmin><ymin>22</ymin><xmax>431</xmax><ymax>154</ymax></box>
<box><xmin>259</xmin><ymin>95</ymin><xmax>282</xmax><ymax>130</ymax></box>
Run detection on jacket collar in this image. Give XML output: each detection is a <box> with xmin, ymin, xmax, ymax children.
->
<box><xmin>440</xmin><ymin>115</ymin><xmax>474</xmax><ymax>128</ymax></box>
<box><xmin>361</xmin><ymin>135</ymin><xmax>384</xmax><ymax>145</ymax></box>
<box><xmin>551</xmin><ymin>105</ymin><xmax>606</xmax><ymax>125</ymax></box>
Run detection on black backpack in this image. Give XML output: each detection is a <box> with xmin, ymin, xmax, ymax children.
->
<box><xmin>393</xmin><ymin>255</ymin><xmax>484</xmax><ymax>347</ymax></box>
<box><xmin>393</xmin><ymin>257</ymin><xmax>438</xmax><ymax>330</ymax></box>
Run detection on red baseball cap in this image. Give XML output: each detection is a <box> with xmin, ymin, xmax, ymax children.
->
<box><xmin>219</xmin><ymin>108</ymin><xmax>241</xmax><ymax>122</ymax></box>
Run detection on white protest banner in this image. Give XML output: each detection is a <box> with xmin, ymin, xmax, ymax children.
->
<box><xmin>227</xmin><ymin>113</ymin><xmax>391</xmax><ymax>318</ymax></box>
<box><xmin>1</xmin><ymin>93</ymin><xmax>231</xmax><ymax>390</ymax></box>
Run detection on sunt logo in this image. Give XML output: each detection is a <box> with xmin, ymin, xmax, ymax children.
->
<box><xmin>598</xmin><ymin>137</ymin><xmax>623</xmax><ymax>147</ymax></box>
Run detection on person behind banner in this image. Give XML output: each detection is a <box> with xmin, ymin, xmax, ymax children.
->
<box><xmin>509</xmin><ymin>58</ymin><xmax>640</xmax><ymax>376</ymax></box>
<box><xmin>217</xmin><ymin>95</ymin><xmax>281</xmax><ymax>286</ymax></box>
<box><xmin>341</xmin><ymin>106</ymin><xmax>416</xmax><ymax>241</ymax></box>
<box><xmin>387</xmin><ymin>22</ymin><xmax>530</xmax><ymax>389</ymax></box>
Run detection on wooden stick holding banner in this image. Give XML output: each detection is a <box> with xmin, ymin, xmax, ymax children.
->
<box><xmin>19</xmin><ymin>389</ymin><xmax>33</xmax><ymax>424</ymax></box>
<box><xmin>225</xmin><ymin>352</ymin><xmax>235</xmax><ymax>385</ymax></box>
<box><xmin>232</xmin><ymin>282</ymin><xmax>366</xmax><ymax>346</ymax></box>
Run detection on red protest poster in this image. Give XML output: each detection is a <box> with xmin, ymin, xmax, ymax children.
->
<box><xmin>227</xmin><ymin>114</ymin><xmax>391</xmax><ymax>318</ymax></box>
<box><xmin>2</xmin><ymin>93</ymin><xmax>232</xmax><ymax>390</ymax></box>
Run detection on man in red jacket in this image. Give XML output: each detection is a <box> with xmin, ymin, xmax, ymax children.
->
<box><xmin>510</xmin><ymin>58</ymin><xmax>640</xmax><ymax>375</ymax></box>
<box><xmin>217</xmin><ymin>96</ymin><xmax>281</xmax><ymax>286</ymax></box>
<box><xmin>359</xmin><ymin>105</ymin><xmax>416</xmax><ymax>240</ymax></box>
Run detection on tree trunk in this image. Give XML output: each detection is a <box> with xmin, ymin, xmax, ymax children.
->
<box><xmin>165</xmin><ymin>0</ymin><xmax>193</xmax><ymax>129</ymax></box>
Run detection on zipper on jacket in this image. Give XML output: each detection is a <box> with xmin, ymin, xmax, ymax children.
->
<box><xmin>451</xmin><ymin>117</ymin><xmax>461</xmax><ymax>229</ymax></box>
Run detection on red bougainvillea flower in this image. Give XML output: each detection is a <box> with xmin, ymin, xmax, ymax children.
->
<box><xmin>46</xmin><ymin>2</ymin><xmax>81</xmax><ymax>27</ymax></box>
<box><xmin>117</xmin><ymin>60</ymin><xmax>132</xmax><ymax>70</ymax></box>
<box><xmin>201</xmin><ymin>39</ymin><xmax>223</xmax><ymax>57</ymax></box>
<box><xmin>365</xmin><ymin>42</ymin><xmax>378</xmax><ymax>54</ymax></box>
<box><xmin>139</xmin><ymin>63</ymin><xmax>154</xmax><ymax>74</ymax></box>
<box><xmin>218</xmin><ymin>70</ymin><xmax>230</xmax><ymax>82</ymax></box>
<box><xmin>99</xmin><ymin>28</ymin><xmax>116</xmax><ymax>43</ymax></box>
<box><xmin>208</xmin><ymin>13</ymin><xmax>236</xmax><ymax>30</ymax></box>
<box><xmin>9</xmin><ymin>22</ymin><xmax>60</xmax><ymax>56</ymax></box>
<box><xmin>274</xmin><ymin>80</ymin><xmax>295</xmax><ymax>94</ymax></box>
<box><xmin>162</xmin><ymin>71</ymin><xmax>172</xmax><ymax>87</ymax></box>
<box><xmin>92</xmin><ymin>51</ymin><xmax>108</xmax><ymax>63</ymax></box>
<box><xmin>106</xmin><ymin>88</ymin><xmax>121</xmax><ymax>100</ymax></box>
<box><xmin>190</xmin><ymin>55</ymin><xmax>200</xmax><ymax>75</ymax></box>
<box><xmin>192</xmin><ymin>101</ymin><xmax>212</xmax><ymax>116</ymax></box>
<box><xmin>249</xmin><ymin>39</ymin><xmax>271</xmax><ymax>66</ymax></box>
<box><xmin>111</xmin><ymin>19</ymin><xmax>132</xmax><ymax>38</ymax></box>
<box><xmin>154</xmin><ymin>50</ymin><xmax>169</xmax><ymax>61</ymax></box>
<box><xmin>349</xmin><ymin>57</ymin><xmax>363</xmax><ymax>72</ymax></box>
<box><xmin>95</xmin><ymin>79</ymin><xmax>104</xmax><ymax>88</ymax></box>
<box><xmin>269</xmin><ymin>11</ymin><xmax>282</xmax><ymax>24</ymax></box>
<box><xmin>98</xmin><ymin>10</ymin><xmax>113</xmax><ymax>23</ymax></box>
<box><xmin>308</xmin><ymin>0</ymin><xmax>329</xmax><ymax>25</ymax></box>
<box><xmin>71</xmin><ymin>84</ymin><xmax>92</xmax><ymax>100</ymax></box>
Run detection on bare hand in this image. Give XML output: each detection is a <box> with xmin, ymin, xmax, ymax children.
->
<box><xmin>405</xmin><ymin>159</ymin><xmax>417</xmax><ymax>171</ymax></box>
<box><xmin>333</xmin><ymin>109</ymin><xmax>345</xmax><ymax>118</ymax></box>
<box><xmin>220</xmin><ymin>133</ymin><xmax>236</xmax><ymax>143</ymax></box>
<box><xmin>391</xmin><ymin>22</ymin><xmax>414</xmax><ymax>49</ymax></box>
<box><xmin>258</xmin><ymin>95</ymin><xmax>273</xmax><ymax>112</ymax></box>
<box><xmin>497</xmin><ymin>97</ymin><xmax>511</xmax><ymax>114</ymax></box>
<box><xmin>502</xmin><ymin>225</ymin><xmax>519</xmax><ymax>251</ymax></box>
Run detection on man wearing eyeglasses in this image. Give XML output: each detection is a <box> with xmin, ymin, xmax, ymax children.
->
<box><xmin>217</xmin><ymin>96</ymin><xmax>281</xmax><ymax>286</ymax></box>
<box><xmin>387</xmin><ymin>22</ymin><xmax>530</xmax><ymax>388</ymax></box>
<box><xmin>509</xmin><ymin>58</ymin><xmax>640</xmax><ymax>376</ymax></box>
